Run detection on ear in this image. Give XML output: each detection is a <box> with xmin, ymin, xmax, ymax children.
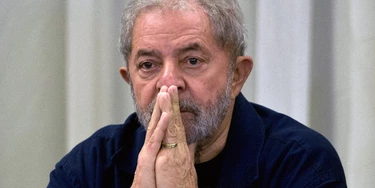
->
<box><xmin>231</xmin><ymin>56</ymin><xmax>253</xmax><ymax>99</ymax></box>
<box><xmin>119</xmin><ymin>66</ymin><xmax>131</xmax><ymax>84</ymax></box>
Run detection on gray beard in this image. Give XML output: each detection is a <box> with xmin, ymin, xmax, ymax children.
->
<box><xmin>131</xmin><ymin>79</ymin><xmax>232</xmax><ymax>145</ymax></box>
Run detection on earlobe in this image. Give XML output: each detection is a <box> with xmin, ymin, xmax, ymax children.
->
<box><xmin>119</xmin><ymin>66</ymin><xmax>131</xmax><ymax>84</ymax></box>
<box><xmin>231</xmin><ymin>56</ymin><xmax>253</xmax><ymax>99</ymax></box>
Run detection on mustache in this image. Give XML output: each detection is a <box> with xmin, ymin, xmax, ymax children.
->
<box><xmin>144</xmin><ymin>98</ymin><xmax>201</xmax><ymax>114</ymax></box>
<box><xmin>179</xmin><ymin>100</ymin><xmax>200</xmax><ymax>114</ymax></box>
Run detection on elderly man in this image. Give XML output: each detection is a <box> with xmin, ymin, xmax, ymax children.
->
<box><xmin>48</xmin><ymin>0</ymin><xmax>346</xmax><ymax>187</ymax></box>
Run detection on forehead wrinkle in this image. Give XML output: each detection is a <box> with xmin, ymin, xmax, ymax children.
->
<box><xmin>173</xmin><ymin>42</ymin><xmax>211</xmax><ymax>57</ymax></box>
<box><xmin>134</xmin><ymin>49</ymin><xmax>161</xmax><ymax>60</ymax></box>
<box><xmin>176</xmin><ymin>42</ymin><xmax>202</xmax><ymax>53</ymax></box>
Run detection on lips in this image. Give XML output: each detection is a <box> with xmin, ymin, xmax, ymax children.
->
<box><xmin>180</xmin><ymin>108</ymin><xmax>196</xmax><ymax>115</ymax></box>
<box><xmin>180</xmin><ymin>111</ymin><xmax>195</xmax><ymax>120</ymax></box>
<box><xmin>178</xmin><ymin>99</ymin><xmax>200</xmax><ymax>115</ymax></box>
<box><xmin>180</xmin><ymin>110</ymin><xmax>193</xmax><ymax>115</ymax></box>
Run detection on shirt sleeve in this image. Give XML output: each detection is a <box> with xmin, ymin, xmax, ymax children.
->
<box><xmin>47</xmin><ymin>131</ymin><xmax>118</xmax><ymax>188</ymax></box>
<box><xmin>259</xmin><ymin>130</ymin><xmax>347</xmax><ymax>187</ymax></box>
<box><xmin>47</xmin><ymin>159</ymin><xmax>77</xmax><ymax>188</ymax></box>
<box><xmin>311</xmin><ymin>180</ymin><xmax>347</xmax><ymax>188</ymax></box>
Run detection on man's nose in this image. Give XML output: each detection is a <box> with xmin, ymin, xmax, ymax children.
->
<box><xmin>156</xmin><ymin>62</ymin><xmax>185</xmax><ymax>91</ymax></box>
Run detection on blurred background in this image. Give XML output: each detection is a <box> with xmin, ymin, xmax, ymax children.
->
<box><xmin>1</xmin><ymin>0</ymin><xmax>374</xmax><ymax>187</ymax></box>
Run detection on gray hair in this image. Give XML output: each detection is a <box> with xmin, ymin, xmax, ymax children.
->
<box><xmin>119</xmin><ymin>0</ymin><xmax>246</xmax><ymax>69</ymax></box>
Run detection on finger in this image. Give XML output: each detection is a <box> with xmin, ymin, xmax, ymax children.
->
<box><xmin>144</xmin><ymin>93</ymin><xmax>161</xmax><ymax>143</ymax></box>
<box><xmin>134</xmin><ymin>93</ymin><xmax>171</xmax><ymax>187</ymax></box>
<box><xmin>160</xmin><ymin>85</ymin><xmax>168</xmax><ymax>93</ymax></box>
<box><xmin>167</xmin><ymin>86</ymin><xmax>186</xmax><ymax>143</ymax></box>
<box><xmin>147</xmin><ymin>92</ymin><xmax>172</xmax><ymax>150</ymax></box>
<box><xmin>132</xmin><ymin>86</ymin><xmax>170</xmax><ymax>188</ymax></box>
<box><xmin>145</xmin><ymin>85</ymin><xmax>168</xmax><ymax>142</ymax></box>
<box><xmin>139</xmin><ymin>109</ymin><xmax>171</xmax><ymax>162</ymax></box>
<box><xmin>147</xmin><ymin>111</ymin><xmax>170</xmax><ymax>153</ymax></box>
<box><xmin>168</xmin><ymin>86</ymin><xmax>181</xmax><ymax>116</ymax></box>
<box><xmin>133</xmin><ymin>112</ymin><xmax>170</xmax><ymax>188</ymax></box>
<box><xmin>158</xmin><ymin>90</ymin><xmax>178</xmax><ymax>145</ymax></box>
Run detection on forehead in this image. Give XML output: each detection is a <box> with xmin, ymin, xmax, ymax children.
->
<box><xmin>131</xmin><ymin>5</ymin><xmax>217</xmax><ymax>50</ymax></box>
<box><xmin>135</xmin><ymin>0</ymin><xmax>204</xmax><ymax>22</ymax></box>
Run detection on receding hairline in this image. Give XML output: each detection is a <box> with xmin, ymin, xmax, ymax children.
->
<box><xmin>129</xmin><ymin>3</ymin><xmax>231</xmax><ymax>61</ymax></box>
<box><xmin>120</xmin><ymin>0</ymin><xmax>246</xmax><ymax>69</ymax></box>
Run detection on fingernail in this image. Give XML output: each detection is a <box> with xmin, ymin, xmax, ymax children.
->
<box><xmin>171</xmin><ymin>85</ymin><xmax>177</xmax><ymax>94</ymax></box>
<box><xmin>160</xmin><ymin>86</ymin><xmax>167</xmax><ymax>92</ymax></box>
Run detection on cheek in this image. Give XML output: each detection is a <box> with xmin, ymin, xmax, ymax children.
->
<box><xmin>187</xmin><ymin>76</ymin><xmax>227</xmax><ymax>104</ymax></box>
<box><xmin>132</xmin><ymin>81</ymin><xmax>158</xmax><ymax>108</ymax></box>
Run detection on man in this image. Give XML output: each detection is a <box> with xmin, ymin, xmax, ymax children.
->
<box><xmin>49</xmin><ymin>0</ymin><xmax>346</xmax><ymax>187</ymax></box>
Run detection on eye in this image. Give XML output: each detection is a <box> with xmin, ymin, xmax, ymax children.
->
<box><xmin>187</xmin><ymin>58</ymin><xmax>199</xmax><ymax>66</ymax></box>
<box><xmin>139</xmin><ymin>61</ymin><xmax>154</xmax><ymax>70</ymax></box>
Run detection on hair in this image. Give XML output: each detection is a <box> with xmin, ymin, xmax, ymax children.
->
<box><xmin>119</xmin><ymin>0</ymin><xmax>246</xmax><ymax>70</ymax></box>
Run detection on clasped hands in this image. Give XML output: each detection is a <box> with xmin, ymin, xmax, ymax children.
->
<box><xmin>131</xmin><ymin>86</ymin><xmax>198</xmax><ymax>188</ymax></box>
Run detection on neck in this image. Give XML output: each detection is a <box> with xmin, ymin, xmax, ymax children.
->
<box><xmin>192</xmin><ymin>100</ymin><xmax>235</xmax><ymax>164</ymax></box>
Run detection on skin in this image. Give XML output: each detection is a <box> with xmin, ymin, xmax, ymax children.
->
<box><xmin>119</xmin><ymin>4</ymin><xmax>253</xmax><ymax>187</ymax></box>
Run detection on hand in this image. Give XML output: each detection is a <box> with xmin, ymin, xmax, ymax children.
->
<box><xmin>155</xmin><ymin>86</ymin><xmax>197</xmax><ymax>187</ymax></box>
<box><xmin>131</xmin><ymin>86</ymin><xmax>198</xmax><ymax>188</ymax></box>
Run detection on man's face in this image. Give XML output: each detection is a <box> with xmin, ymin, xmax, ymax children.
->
<box><xmin>124</xmin><ymin>7</ymin><xmax>234</xmax><ymax>144</ymax></box>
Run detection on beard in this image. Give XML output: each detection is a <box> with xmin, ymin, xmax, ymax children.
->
<box><xmin>131</xmin><ymin>77</ymin><xmax>233</xmax><ymax>145</ymax></box>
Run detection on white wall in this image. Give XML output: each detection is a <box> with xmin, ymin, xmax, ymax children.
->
<box><xmin>0</xmin><ymin>0</ymin><xmax>66</xmax><ymax>187</ymax></box>
<box><xmin>65</xmin><ymin>0</ymin><xmax>130</xmax><ymax>151</ymax></box>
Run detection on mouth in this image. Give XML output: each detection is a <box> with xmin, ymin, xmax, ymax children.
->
<box><xmin>179</xmin><ymin>101</ymin><xmax>199</xmax><ymax>116</ymax></box>
<box><xmin>180</xmin><ymin>108</ymin><xmax>196</xmax><ymax>114</ymax></box>
<box><xmin>179</xmin><ymin>111</ymin><xmax>195</xmax><ymax>122</ymax></box>
<box><xmin>179</xmin><ymin>110</ymin><xmax>196</xmax><ymax>118</ymax></box>
<box><xmin>180</xmin><ymin>110</ymin><xmax>192</xmax><ymax>114</ymax></box>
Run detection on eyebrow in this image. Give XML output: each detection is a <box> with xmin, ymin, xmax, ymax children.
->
<box><xmin>134</xmin><ymin>49</ymin><xmax>161</xmax><ymax>60</ymax></box>
<box><xmin>174</xmin><ymin>42</ymin><xmax>207</xmax><ymax>56</ymax></box>
<box><xmin>133</xmin><ymin>42</ymin><xmax>209</xmax><ymax>61</ymax></box>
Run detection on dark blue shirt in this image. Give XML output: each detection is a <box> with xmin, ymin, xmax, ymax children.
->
<box><xmin>48</xmin><ymin>93</ymin><xmax>346</xmax><ymax>187</ymax></box>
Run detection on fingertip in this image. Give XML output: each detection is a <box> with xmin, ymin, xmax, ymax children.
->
<box><xmin>158</xmin><ymin>112</ymin><xmax>170</xmax><ymax>133</ymax></box>
<box><xmin>158</xmin><ymin>92</ymin><xmax>172</xmax><ymax>112</ymax></box>
<box><xmin>167</xmin><ymin>85</ymin><xmax>177</xmax><ymax>95</ymax></box>
<box><xmin>160</xmin><ymin>85</ymin><xmax>168</xmax><ymax>93</ymax></box>
<box><xmin>167</xmin><ymin>86</ymin><xmax>179</xmax><ymax>104</ymax></box>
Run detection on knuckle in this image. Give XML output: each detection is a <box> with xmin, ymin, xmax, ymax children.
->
<box><xmin>137</xmin><ymin>154</ymin><xmax>148</xmax><ymax>167</ymax></box>
<box><xmin>167</xmin><ymin>125</ymin><xmax>178</xmax><ymax>136</ymax></box>
<box><xmin>156</xmin><ymin>155</ymin><xmax>171</xmax><ymax>170</ymax></box>
<box><xmin>145</xmin><ymin>140</ymin><xmax>161</xmax><ymax>152</ymax></box>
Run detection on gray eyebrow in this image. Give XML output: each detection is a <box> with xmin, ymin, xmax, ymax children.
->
<box><xmin>175</xmin><ymin>43</ymin><xmax>205</xmax><ymax>56</ymax></box>
<box><xmin>134</xmin><ymin>42</ymin><xmax>209</xmax><ymax>61</ymax></box>
<box><xmin>134</xmin><ymin>49</ymin><xmax>161</xmax><ymax>60</ymax></box>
